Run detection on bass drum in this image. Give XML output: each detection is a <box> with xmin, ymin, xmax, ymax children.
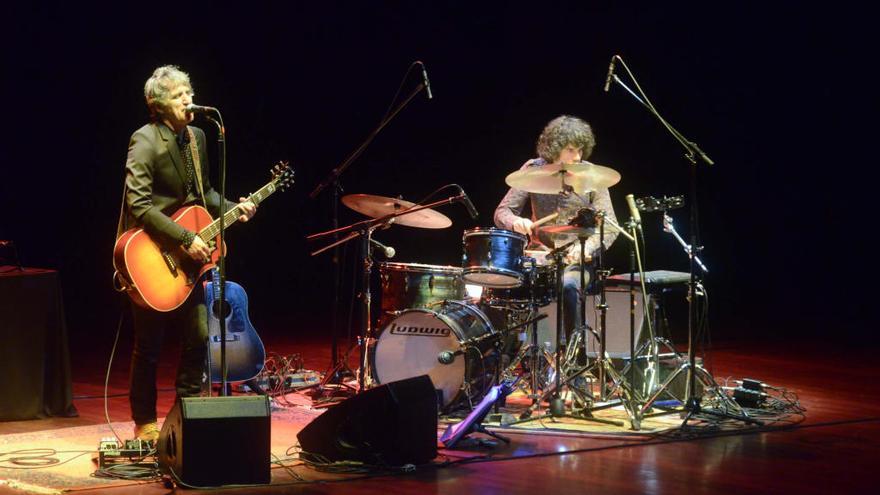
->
<box><xmin>372</xmin><ymin>300</ymin><xmax>498</xmax><ymax>410</ymax></box>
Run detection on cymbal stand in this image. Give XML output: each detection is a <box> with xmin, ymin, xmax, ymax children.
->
<box><xmin>308</xmin><ymin>194</ymin><xmax>472</xmax><ymax>393</ymax></box>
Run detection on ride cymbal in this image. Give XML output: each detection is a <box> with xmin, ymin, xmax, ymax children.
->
<box><xmin>341</xmin><ymin>194</ymin><xmax>452</xmax><ymax>229</ymax></box>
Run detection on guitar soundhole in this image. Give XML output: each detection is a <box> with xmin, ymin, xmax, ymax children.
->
<box><xmin>211</xmin><ymin>299</ymin><xmax>232</xmax><ymax>319</ymax></box>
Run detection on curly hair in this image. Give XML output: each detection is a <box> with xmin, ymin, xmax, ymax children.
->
<box><xmin>535</xmin><ymin>115</ymin><xmax>596</xmax><ymax>163</ymax></box>
<box><xmin>143</xmin><ymin>65</ymin><xmax>193</xmax><ymax>120</ymax></box>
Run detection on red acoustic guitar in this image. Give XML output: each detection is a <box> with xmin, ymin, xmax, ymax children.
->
<box><xmin>113</xmin><ymin>162</ymin><xmax>294</xmax><ymax>312</ymax></box>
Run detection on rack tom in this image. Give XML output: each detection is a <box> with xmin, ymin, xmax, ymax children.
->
<box><xmin>461</xmin><ymin>228</ymin><xmax>527</xmax><ymax>288</ymax></box>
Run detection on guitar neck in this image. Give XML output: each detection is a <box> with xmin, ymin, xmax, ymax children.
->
<box><xmin>198</xmin><ymin>179</ymin><xmax>280</xmax><ymax>240</ymax></box>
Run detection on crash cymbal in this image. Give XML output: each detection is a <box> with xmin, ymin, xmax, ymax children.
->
<box><xmin>341</xmin><ymin>194</ymin><xmax>452</xmax><ymax>229</ymax></box>
<box><xmin>505</xmin><ymin>161</ymin><xmax>621</xmax><ymax>195</ymax></box>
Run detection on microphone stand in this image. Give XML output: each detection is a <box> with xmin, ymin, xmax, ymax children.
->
<box><xmin>308</xmin><ymin>78</ymin><xmax>429</xmax><ymax>389</ymax></box>
<box><xmin>609</xmin><ymin>58</ymin><xmax>759</xmax><ymax>426</ymax></box>
<box><xmin>204</xmin><ymin>113</ymin><xmax>229</xmax><ymax>396</ymax></box>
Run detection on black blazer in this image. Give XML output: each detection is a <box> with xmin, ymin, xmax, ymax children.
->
<box><xmin>121</xmin><ymin>122</ymin><xmax>231</xmax><ymax>248</ymax></box>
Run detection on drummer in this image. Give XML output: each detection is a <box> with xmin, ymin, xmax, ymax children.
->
<box><xmin>494</xmin><ymin>115</ymin><xmax>619</xmax><ymax>341</ymax></box>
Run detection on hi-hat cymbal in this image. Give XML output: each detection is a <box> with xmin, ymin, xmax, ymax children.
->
<box><xmin>505</xmin><ymin>161</ymin><xmax>621</xmax><ymax>194</ymax></box>
<box><xmin>341</xmin><ymin>194</ymin><xmax>452</xmax><ymax>229</ymax></box>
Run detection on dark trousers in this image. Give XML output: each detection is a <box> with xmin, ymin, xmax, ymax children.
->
<box><xmin>129</xmin><ymin>290</ymin><xmax>208</xmax><ymax>425</ymax></box>
<box><xmin>562</xmin><ymin>264</ymin><xmax>594</xmax><ymax>341</ymax></box>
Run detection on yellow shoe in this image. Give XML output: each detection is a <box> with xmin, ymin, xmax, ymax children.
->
<box><xmin>134</xmin><ymin>422</ymin><xmax>160</xmax><ymax>443</ymax></box>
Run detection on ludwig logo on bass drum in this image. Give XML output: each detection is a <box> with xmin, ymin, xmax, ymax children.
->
<box><xmin>389</xmin><ymin>322</ymin><xmax>451</xmax><ymax>337</ymax></box>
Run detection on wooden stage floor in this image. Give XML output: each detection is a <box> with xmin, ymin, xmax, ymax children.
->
<box><xmin>2</xmin><ymin>332</ymin><xmax>878</xmax><ymax>494</ymax></box>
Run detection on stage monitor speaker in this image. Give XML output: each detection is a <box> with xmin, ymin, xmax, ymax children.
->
<box><xmin>297</xmin><ymin>374</ymin><xmax>437</xmax><ymax>465</ymax></box>
<box><xmin>158</xmin><ymin>395</ymin><xmax>271</xmax><ymax>487</ymax></box>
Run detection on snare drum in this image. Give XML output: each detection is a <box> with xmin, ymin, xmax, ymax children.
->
<box><xmin>379</xmin><ymin>262</ymin><xmax>464</xmax><ymax>314</ymax></box>
<box><xmin>461</xmin><ymin>228</ymin><xmax>527</xmax><ymax>288</ymax></box>
<box><xmin>372</xmin><ymin>300</ymin><xmax>498</xmax><ymax>410</ymax></box>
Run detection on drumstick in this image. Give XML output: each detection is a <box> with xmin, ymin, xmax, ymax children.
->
<box><xmin>531</xmin><ymin>212</ymin><xmax>558</xmax><ymax>231</ymax></box>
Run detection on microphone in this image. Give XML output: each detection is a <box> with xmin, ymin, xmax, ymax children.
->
<box><xmin>603</xmin><ymin>55</ymin><xmax>617</xmax><ymax>93</ymax></box>
<box><xmin>625</xmin><ymin>193</ymin><xmax>642</xmax><ymax>227</ymax></box>
<box><xmin>438</xmin><ymin>349</ymin><xmax>464</xmax><ymax>364</ymax></box>
<box><xmin>457</xmin><ymin>186</ymin><xmax>479</xmax><ymax>220</ymax></box>
<box><xmin>370</xmin><ymin>238</ymin><xmax>396</xmax><ymax>258</ymax></box>
<box><xmin>185</xmin><ymin>104</ymin><xmax>219</xmax><ymax>114</ymax></box>
<box><xmin>418</xmin><ymin>61</ymin><xmax>433</xmax><ymax>99</ymax></box>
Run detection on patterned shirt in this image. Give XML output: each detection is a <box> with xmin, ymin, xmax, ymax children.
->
<box><xmin>493</xmin><ymin>158</ymin><xmax>619</xmax><ymax>261</ymax></box>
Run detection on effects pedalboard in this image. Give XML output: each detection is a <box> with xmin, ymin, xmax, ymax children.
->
<box><xmin>232</xmin><ymin>370</ymin><xmax>321</xmax><ymax>394</ymax></box>
<box><xmin>95</xmin><ymin>438</ymin><xmax>156</xmax><ymax>467</ymax></box>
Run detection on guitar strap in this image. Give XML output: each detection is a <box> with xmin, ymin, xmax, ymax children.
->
<box><xmin>186</xmin><ymin>126</ymin><xmax>210</xmax><ymax>213</ymax></box>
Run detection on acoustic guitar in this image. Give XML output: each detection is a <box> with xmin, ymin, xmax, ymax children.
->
<box><xmin>113</xmin><ymin>162</ymin><xmax>294</xmax><ymax>312</ymax></box>
<box><xmin>204</xmin><ymin>268</ymin><xmax>266</xmax><ymax>382</ymax></box>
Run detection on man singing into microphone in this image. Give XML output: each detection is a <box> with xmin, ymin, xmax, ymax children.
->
<box><xmin>116</xmin><ymin>65</ymin><xmax>257</xmax><ymax>442</ymax></box>
<box><xmin>494</xmin><ymin>115</ymin><xmax>618</xmax><ymax>345</ymax></box>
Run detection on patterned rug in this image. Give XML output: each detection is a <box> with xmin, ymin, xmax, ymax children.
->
<box><xmin>0</xmin><ymin>405</ymin><xmax>322</xmax><ymax>494</ymax></box>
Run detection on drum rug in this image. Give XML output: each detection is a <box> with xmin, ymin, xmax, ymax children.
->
<box><xmin>441</xmin><ymin>391</ymin><xmax>685</xmax><ymax>440</ymax></box>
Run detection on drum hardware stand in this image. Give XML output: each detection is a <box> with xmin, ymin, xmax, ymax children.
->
<box><xmin>611</xmin><ymin>210</ymin><xmax>660</xmax><ymax>415</ymax></box>
<box><xmin>568</xmin><ymin>213</ymin><xmax>642</xmax><ymax>428</ymax></box>
<box><xmin>308</xmin><ymin>193</ymin><xmax>472</xmax><ymax>393</ymax></box>
<box><xmin>506</xmin><ymin>242</ymin><xmax>623</xmax><ymax>428</ymax></box>
<box><xmin>498</xmin><ymin>309</ymin><xmax>552</xmax><ymax>405</ymax></box>
<box><xmin>544</xmin><ymin>195</ymin><xmax>642</xmax><ymax>426</ymax></box>
<box><xmin>496</xmin><ymin>260</ymin><xmax>552</xmax><ymax>403</ymax></box>
<box><xmin>308</xmin><ymin>62</ymin><xmax>431</xmax><ymax>387</ymax></box>
<box><xmin>635</xmin><ymin>202</ymin><xmax>758</xmax><ymax>425</ymax></box>
<box><xmin>608</xmin><ymin>57</ymin><xmax>760</xmax><ymax>427</ymax></box>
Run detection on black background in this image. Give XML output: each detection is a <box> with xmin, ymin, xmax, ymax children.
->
<box><xmin>2</xmin><ymin>3</ymin><xmax>872</xmax><ymax>353</ymax></box>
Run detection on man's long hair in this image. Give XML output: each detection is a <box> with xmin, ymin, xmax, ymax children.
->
<box><xmin>536</xmin><ymin>115</ymin><xmax>596</xmax><ymax>163</ymax></box>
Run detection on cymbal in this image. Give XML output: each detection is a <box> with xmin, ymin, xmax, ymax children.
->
<box><xmin>341</xmin><ymin>194</ymin><xmax>452</xmax><ymax>229</ymax></box>
<box><xmin>505</xmin><ymin>161</ymin><xmax>621</xmax><ymax>194</ymax></box>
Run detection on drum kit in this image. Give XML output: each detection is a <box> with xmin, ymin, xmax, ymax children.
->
<box><xmin>307</xmin><ymin>161</ymin><xmax>693</xmax><ymax>428</ymax></box>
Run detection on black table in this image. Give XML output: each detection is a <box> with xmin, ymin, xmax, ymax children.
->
<box><xmin>0</xmin><ymin>267</ymin><xmax>77</xmax><ymax>421</ymax></box>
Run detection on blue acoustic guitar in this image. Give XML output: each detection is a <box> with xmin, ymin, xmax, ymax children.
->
<box><xmin>205</xmin><ymin>269</ymin><xmax>266</xmax><ymax>382</ymax></box>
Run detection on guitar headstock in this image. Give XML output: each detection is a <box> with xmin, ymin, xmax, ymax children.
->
<box><xmin>270</xmin><ymin>161</ymin><xmax>295</xmax><ymax>191</ymax></box>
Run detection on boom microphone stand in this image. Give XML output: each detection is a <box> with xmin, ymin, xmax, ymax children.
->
<box><xmin>607</xmin><ymin>55</ymin><xmax>759</xmax><ymax>426</ymax></box>
<box><xmin>309</xmin><ymin>62</ymin><xmax>431</xmax><ymax>388</ymax></box>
